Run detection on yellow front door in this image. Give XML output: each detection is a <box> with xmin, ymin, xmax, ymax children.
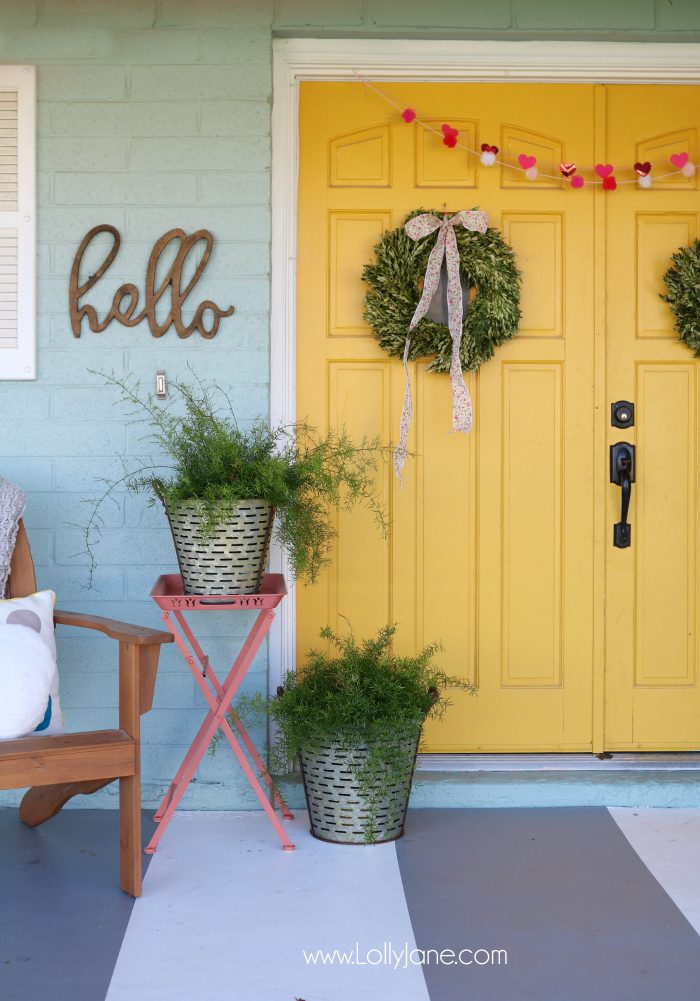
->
<box><xmin>296</xmin><ymin>81</ymin><xmax>700</xmax><ymax>752</ymax></box>
<box><xmin>605</xmin><ymin>86</ymin><xmax>700</xmax><ymax>749</ymax></box>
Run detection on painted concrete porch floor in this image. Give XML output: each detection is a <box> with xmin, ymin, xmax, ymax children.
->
<box><xmin>2</xmin><ymin>808</ymin><xmax>700</xmax><ymax>1001</ymax></box>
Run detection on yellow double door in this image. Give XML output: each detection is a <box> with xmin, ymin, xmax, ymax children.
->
<box><xmin>297</xmin><ymin>82</ymin><xmax>700</xmax><ymax>752</ymax></box>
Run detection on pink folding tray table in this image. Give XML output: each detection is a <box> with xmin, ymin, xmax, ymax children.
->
<box><xmin>145</xmin><ymin>573</ymin><xmax>295</xmax><ymax>855</ymax></box>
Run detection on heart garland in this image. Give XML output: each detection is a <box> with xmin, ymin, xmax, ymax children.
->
<box><xmin>357</xmin><ymin>76</ymin><xmax>698</xmax><ymax>190</ymax></box>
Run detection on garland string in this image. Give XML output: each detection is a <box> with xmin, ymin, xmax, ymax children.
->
<box><xmin>356</xmin><ymin>75</ymin><xmax>696</xmax><ymax>188</ymax></box>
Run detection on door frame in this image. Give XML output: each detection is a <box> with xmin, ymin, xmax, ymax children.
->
<box><xmin>268</xmin><ymin>38</ymin><xmax>700</xmax><ymax>750</ymax></box>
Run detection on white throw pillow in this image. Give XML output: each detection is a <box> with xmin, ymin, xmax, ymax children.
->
<box><xmin>0</xmin><ymin>623</ymin><xmax>54</xmax><ymax>739</ymax></box>
<box><xmin>0</xmin><ymin>589</ymin><xmax>64</xmax><ymax>736</ymax></box>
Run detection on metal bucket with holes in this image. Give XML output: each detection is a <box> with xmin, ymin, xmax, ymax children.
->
<box><xmin>298</xmin><ymin>729</ymin><xmax>420</xmax><ymax>844</ymax></box>
<box><xmin>165</xmin><ymin>499</ymin><xmax>275</xmax><ymax>595</ymax></box>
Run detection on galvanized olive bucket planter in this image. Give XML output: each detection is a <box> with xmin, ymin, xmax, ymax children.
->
<box><xmin>165</xmin><ymin>499</ymin><xmax>275</xmax><ymax>595</ymax></box>
<box><xmin>298</xmin><ymin>729</ymin><xmax>420</xmax><ymax>844</ymax></box>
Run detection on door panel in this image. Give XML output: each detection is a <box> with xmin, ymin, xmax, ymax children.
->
<box><xmin>297</xmin><ymin>82</ymin><xmax>597</xmax><ymax>751</ymax></box>
<box><xmin>635</xmin><ymin>215</ymin><xmax>699</xmax><ymax>338</ymax></box>
<box><xmin>605</xmin><ymin>86</ymin><xmax>700</xmax><ymax>748</ymax></box>
<box><xmin>501</xmin><ymin>362</ymin><xmax>563</xmax><ymax>688</ymax></box>
<box><xmin>502</xmin><ymin>213</ymin><xmax>564</xmax><ymax>337</ymax></box>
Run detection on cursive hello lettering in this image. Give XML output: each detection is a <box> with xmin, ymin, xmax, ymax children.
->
<box><xmin>69</xmin><ymin>224</ymin><xmax>234</xmax><ymax>339</ymax></box>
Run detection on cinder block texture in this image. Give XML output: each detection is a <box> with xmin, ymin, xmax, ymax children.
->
<box><xmin>0</xmin><ymin>0</ymin><xmax>273</xmax><ymax>812</ymax></box>
<box><xmin>273</xmin><ymin>0</ymin><xmax>700</xmax><ymax>36</ymax></box>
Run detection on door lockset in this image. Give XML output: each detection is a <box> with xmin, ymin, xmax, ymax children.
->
<box><xmin>611</xmin><ymin>400</ymin><xmax>634</xmax><ymax>429</ymax></box>
<box><xmin>610</xmin><ymin>442</ymin><xmax>635</xmax><ymax>548</ymax></box>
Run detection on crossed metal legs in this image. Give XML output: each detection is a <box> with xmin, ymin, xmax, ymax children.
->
<box><xmin>145</xmin><ymin>606</ymin><xmax>294</xmax><ymax>855</ymax></box>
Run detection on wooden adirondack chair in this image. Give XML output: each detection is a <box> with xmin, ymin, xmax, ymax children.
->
<box><xmin>0</xmin><ymin>519</ymin><xmax>172</xmax><ymax>896</ymax></box>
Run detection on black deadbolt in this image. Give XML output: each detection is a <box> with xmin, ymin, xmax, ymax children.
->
<box><xmin>611</xmin><ymin>400</ymin><xmax>634</xmax><ymax>429</ymax></box>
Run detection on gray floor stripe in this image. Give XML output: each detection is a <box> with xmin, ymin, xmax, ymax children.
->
<box><xmin>0</xmin><ymin>808</ymin><xmax>155</xmax><ymax>1001</ymax></box>
<box><xmin>396</xmin><ymin>807</ymin><xmax>700</xmax><ymax>1001</ymax></box>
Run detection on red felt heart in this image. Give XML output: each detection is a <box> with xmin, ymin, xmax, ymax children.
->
<box><xmin>559</xmin><ymin>161</ymin><xmax>577</xmax><ymax>178</ymax></box>
<box><xmin>443</xmin><ymin>135</ymin><xmax>458</xmax><ymax>148</ymax></box>
<box><xmin>481</xmin><ymin>142</ymin><xmax>499</xmax><ymax>154</ymax></box>
<box><xmin>602</xmin><ymin>175</ymin><xmax>617</xmax><ymax>191</ymax></box>
<box><xmin>518</xmin><ymin>154</ymin><xmax>536</xmax><ymax>170</ymax></box>
<box><xmin>670</xmin><ymin>151</ymin><xmax>689</xmax><ymax>168</ymax></box>
<box><xmin>595</xmin><ymin>163</ymin><xmax>614</xmax><ymax>179</ymax></box>
<box><xmin>401</xmin><ymin>108</ymin><xmax>416</xmax><ymax>123</ymax></box>
<box><xmin>571</xmin><ymin>176</ymin><xmax>584</xmax><ymax>189</ymax></box>
<box><xmin>634</xmin><ymin>161</ymin><xmax>652</xmax><ymax>176</ymax></box>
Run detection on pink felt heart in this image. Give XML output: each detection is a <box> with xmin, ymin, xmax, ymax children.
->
<box><xmin>401</xmin><ymin>108</ymin><xmax>416</xmax><ymax>123</ymax></box>
<box><xmin>518</xmin><ymin>154</ymin><xmax>536</xmax><ymax>170</ymax></box>
<box><xmin>595</xmin><ymin>163</ymin><xmax>614</xmax><ymax>179</ymax></box>
<box><xmin>670</xmin><ymin>152</ymin><xmax>689</xmax><ymax>169</ymax></box>
<box><xmin>570</xmin><ymin>176</ymin><xmax>584</xmax><ymax>189</ymax></box>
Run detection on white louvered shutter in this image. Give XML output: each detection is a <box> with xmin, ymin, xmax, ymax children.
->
<box><xmin>0</xmin><ymin>66</ymin><xmax>35</xmax><ymax>380</ymax></box>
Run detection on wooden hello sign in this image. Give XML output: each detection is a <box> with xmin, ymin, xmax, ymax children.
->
<box><xmin>69</xmin><ymin>225</ymin><xmax>234</xmax><ymax>339</ymax></box>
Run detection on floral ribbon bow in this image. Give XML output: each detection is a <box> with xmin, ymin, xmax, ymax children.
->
<box><xmin>394</xmin><ymin>209</ymin><xmax>489</xmax><ymax>482</ymax></box>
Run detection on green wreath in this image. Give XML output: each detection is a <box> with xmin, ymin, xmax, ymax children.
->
<box><xmin>363</xmin><ymin>209</ymin><xmax>521</xmax><ymax>373</ymax></box>
<box><xmin>661</xmin><ymin>239</ymin><xmax>700</xmax><ymax>355</ymax></box>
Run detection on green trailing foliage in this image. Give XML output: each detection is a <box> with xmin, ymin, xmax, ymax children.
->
<box><xmin>661</xmin><ymin>239</ymin><xmax>700</xmax><ymax>355</ymax></box>
<box><xmin>229</xmin><ymin>624</ymin><xmax>476</xmax><ymax>842</ymax></box>
<box><xmin>363</xmin><ymin>208</ymin><xmax>521</xmax><ymax>373</ymax></box>
<box><xmin>84</xmin><ymin>373</ymin><xmax>388</xmax><ymax>585</ymax></box>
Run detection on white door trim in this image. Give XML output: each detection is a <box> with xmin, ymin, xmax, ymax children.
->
<box><xmin>268</xmin><ymin>37</ymin><xmax>700</xmax><ymax>696</ymax></box>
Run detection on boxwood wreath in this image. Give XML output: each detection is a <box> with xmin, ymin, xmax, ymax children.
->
<box><xmin>661</xmin><ymin>239</ymin><xmax>700</xmax><ymax>355</ymax></box>
<box><xmin>363</xmin><ymin>208</ymin><xmax>521</xmax><ymax>374</ymax></box>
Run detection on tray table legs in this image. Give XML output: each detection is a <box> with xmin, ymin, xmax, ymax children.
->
<box><xmin>145</xmin><ymin>606</ymin><xmax>295</xmax><ymax>855</ymax></box>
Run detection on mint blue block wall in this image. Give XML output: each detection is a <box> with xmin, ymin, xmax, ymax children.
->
<box><xmin>273</xmin><ymin>0</ymin><xmax>700</xmax><ymax>37</ymax></box>
<box><xmin>1</xmin><ymin>0</ymin><xmax>699</xmax><ymax>812</ymax></box>
<box><xmin>0</xmin><ymin>0</ymin><xmax>275</xmax><ymax>811</ymax></box>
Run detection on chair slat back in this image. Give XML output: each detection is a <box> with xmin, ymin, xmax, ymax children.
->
<box><xmin>6</xmin><ymin>519</ymin><xmax>37</xmax><ymax>598</ymax></box>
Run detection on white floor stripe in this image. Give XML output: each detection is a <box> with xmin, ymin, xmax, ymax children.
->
<box><xmin>106</xmin><ymin>812</ymin><xmax>430</xmax><ymax>1001</ymax></box>
<box><xmin>608</xmin><ymin>807</ymin><xmax>700</xmax><ymax>935</ymax></box>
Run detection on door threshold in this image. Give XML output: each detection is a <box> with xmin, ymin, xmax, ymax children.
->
<box><xmin>416</xmin><ymin>753</ymin><xmax>700</xmax><ymax>772</ymax></box>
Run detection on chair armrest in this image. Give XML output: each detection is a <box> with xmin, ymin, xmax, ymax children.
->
<box><xmin>54</xmin><ymin>609</ymin><xmax>173</xmax><ymax>646</ymax></box>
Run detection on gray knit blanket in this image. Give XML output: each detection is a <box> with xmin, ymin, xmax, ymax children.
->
<box><xmin>0</xmin><ymin>477</ymin><xmax>26</xmax><ymax>596</ymax></box>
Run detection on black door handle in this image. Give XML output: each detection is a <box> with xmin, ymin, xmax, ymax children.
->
<box><xmin>610</xmin><ymin>442</ymin><xmax>635</xmax><ymax>548</ymax></box>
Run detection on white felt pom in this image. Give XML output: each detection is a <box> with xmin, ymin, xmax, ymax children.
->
<box><xmin>524</xmin><ymin>166</ymin><xmax>538</xmax><ymax>181</ymax></box>
<box><xmin>681</xmin><ymin>161</ymin><xmax>696</xmax><ymax>177</ymax></box>
<box><xmin>0</xmin><ymin>623</ymin><xmax>53</xmax><ymax>739</ymax></box>
<box><xmin>638</xmin><ymin>174</ymin><xmax>652</xmax><ymax>188</ymax></box>
<box><xmin>480</xmin><ymin>151</ymin><xmax>496</xmax><ymax>167</ymax></box>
